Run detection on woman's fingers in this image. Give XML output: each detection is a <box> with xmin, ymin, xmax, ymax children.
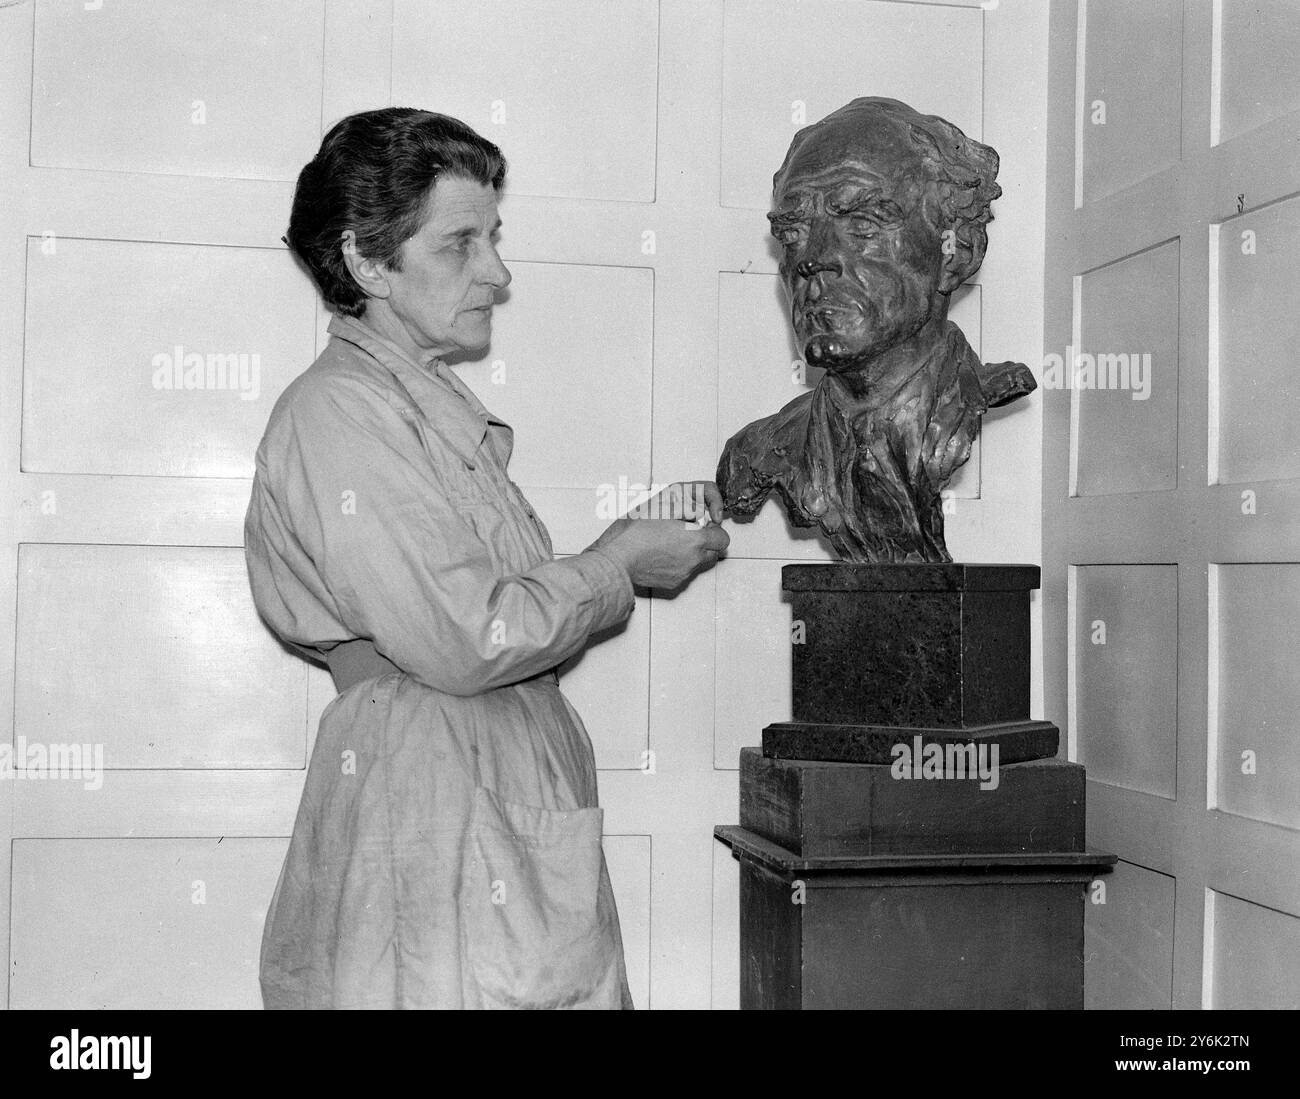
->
<box><xmin>699</xmin><ymin>523</ymin><xmax>730</xmax><ymax>554</ymax></box>
<box><xmin>656</xmin><ymin>480</ymin><xmax>726</xmax><ymax>522</ymax></box>
<box><xmin>689</xmin><ymin>523</ymin><xmax>730</xmax><ymax>566</ymax></box>
<box><xmin>624</xmin><ymin>481</ymin><xmax>726</xmax><ymax>526</ymax></box>
<box><xmin>681</xmin><ymin>481</ymin><xmax>725</xmax><ymax>523</ymax></box>
<box><xmin>700</xmin><ymin>481</ymin><xmax>726</xmax><ymax>523</ymax></box>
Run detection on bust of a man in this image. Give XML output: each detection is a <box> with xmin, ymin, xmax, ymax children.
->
<box><xmin>717</xmin><ymin>97</ymin><xmax>1035</xmax><ymax>564</ymax></box>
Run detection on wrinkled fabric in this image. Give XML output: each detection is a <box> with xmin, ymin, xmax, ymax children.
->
<box><xmin>244</xmin><ymin>313</ymin><xmax>636</xmax><ymax>1009</ymax></box>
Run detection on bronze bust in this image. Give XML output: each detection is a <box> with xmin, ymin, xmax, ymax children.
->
<box><xmin>717</xmin><ymin>97</ymin><xmax>1035</xmax><ymax>564</ymax></box>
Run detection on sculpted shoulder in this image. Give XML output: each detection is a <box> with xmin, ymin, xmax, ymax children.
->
<box><xmin>717</xmin><ymin>388</ymin><xmax>815</xmax><ymax>514</ymax></box>
<box><xmin>972</xmin><ymin>359</ymin><xmax>1037</xmax><ymax>409</ymax></box>
<box><xmin>723</xmin><ymin>387</ymin><xmax>815</xmax><ymax>450</ymax></box>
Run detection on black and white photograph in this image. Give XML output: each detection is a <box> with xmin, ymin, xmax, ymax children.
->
<box><xmin>0</xmin><ymin>0</ymin><xmax>1295</xmax><ymax>1075</ymax></box>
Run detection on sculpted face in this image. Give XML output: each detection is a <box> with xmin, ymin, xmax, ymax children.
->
<box><xmin>770</xmin><ymin>111</ymin><xmax>947</xmax><ymax>375</ymax></box>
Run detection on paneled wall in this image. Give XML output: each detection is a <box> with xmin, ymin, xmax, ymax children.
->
<box><xmin>0</xmin><ymin>0</ymin><xmax>1047</xmax><ymax>1009</ymax></box>
<box><xmin>1045</xmin><ymin>0</ymin><xmax>1300</xmax><ymax>1009</ymax></box>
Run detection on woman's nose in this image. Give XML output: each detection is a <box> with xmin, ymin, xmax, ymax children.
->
<box><xmin>484</xmin><ymin>248</ymin><xmax>512</xmax><ymax>289</ymax></box>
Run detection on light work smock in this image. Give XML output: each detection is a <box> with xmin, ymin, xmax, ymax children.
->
<box><xmin>244</xmin><ymin>312</ymin><xmax>636</xmax><ymax>1009</ymax></box>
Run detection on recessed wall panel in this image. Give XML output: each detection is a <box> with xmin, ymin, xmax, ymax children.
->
<box><xmin>9</xmin><ymin>834</ymin><xmax>648</xmax><ymax>1010</ymax></box>
<box><xmin>15</xmin><ymin>544</ymin><xmax>306</xmax><ymax>769</ymax></box>
<box><xmin>1080</xmin><ymin>0</ymin><xmax>1182</xmax><ymax>203</ymax></box>
<box><xmin>9</xmin><ymin>838</ymin><xmax>287</xmax><ymax>1008</ymax></box>
<box><xmin>603</xmin><ymin>835</ymin><xmax>651</xmax><ymax>1009</ymax></box>
<box><xmin>711</xmin><ymin>840</ymin><xmax>741</xmax><ymax>1009</ymax></box>
<box><xmin>31</xmin><ymin>0</ymin><xmax>324</xmax><ymax>180</ymax></box>
<box><xmin>721</xmin><ymin>0</ymin><xmax>983</xmax><ymax>210</ymax></box>
<box><xmin>22</xmin><ymin>237</ymin><xmax>316</xmax><ymax>478</ymax></box>
<box><xmin>1084</xmin><ymin>859</ymin><xmax>1175</xmax><ymax>1009</ymax></box>
<box><xmin>1208</xmin><ymin>890</ymin><xmax>1300</xmax><ymax>1009</ymax></box>
<box><xmin>455</xmin><ymin>264</ymin><xmax>654</xmax><ymax>489</ymax></box>
<box><xmin>1075</xmin><ymin>241</ymin><xmax>1179</xmax><ymax>496</ymax></box>
<box><xmin>1213</xmin><ymin>563</ymin><xmax>1300</xmax><ymax>830</ymax></box>
<box><xmin>1073</xmin><ymin>564</ymin><xmax>1178</xmax><ymax>797</ymax></box>
<box><xmin>558</xmin><ymin>601</ymin><xmax>650</xmax><ymax>771</ymax></box>
<box><xmin>1218</xmin><ymin>0</ymin><xmax>1300</xmax><ymax>144</ymax></box>
<box><xmin>714</xmin><ymin>559</ymin><xmax>792</xmax><ymax>769</ymax></box>
<box><xmin>717</xmin><ymin>271</ymin><xmax>809</xmax><ymax>445</ymax></box>
<box><xmin>390</xmin><ymin>0</ymin><xmax>658</xmax><ymax>202</ymax></box>
<box><xmin>1215</xmin><ymin>195</ymin><xmax>1300</xmax><ymax>484</ymax></box>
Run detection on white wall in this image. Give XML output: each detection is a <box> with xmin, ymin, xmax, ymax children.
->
<box><xmin>1043</xmin><ymin>0</ymin><xmax>1300</xmax><ymax>1008</ymax></box>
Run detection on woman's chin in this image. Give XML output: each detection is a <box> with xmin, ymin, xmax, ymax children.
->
<box><xmin>457</xmin><ymin>315</ymin><xmax>494</xmax><ymax>348</ymax></box>
<box><xmin>443</xmin><ymin>331</ymin><xmax>492</xmax><ymax>358</ymax></box>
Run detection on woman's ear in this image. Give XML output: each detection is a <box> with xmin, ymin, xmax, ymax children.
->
<box><xmin>340</xmin><ymin>229</ymin><xmax>392</xmax><ymax>301</ymax></box>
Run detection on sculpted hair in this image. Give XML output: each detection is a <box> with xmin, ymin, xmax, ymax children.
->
<box><xmin>902</xmin><ymin>112</ymin><xmax>1001</xmax><ymax>287</ymax></box>
<box><xmin>286</xmin><ymin>108</ymin><xmax>506</xmax><ymax>316</ymax></box>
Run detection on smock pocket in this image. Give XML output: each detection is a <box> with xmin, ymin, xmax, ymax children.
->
<box><xmin>460</xmin><ymin>786</ymin><xmax>624</xmax><ymax>1009</ymax></box>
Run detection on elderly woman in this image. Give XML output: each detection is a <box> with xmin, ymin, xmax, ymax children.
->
<box><xmin>245</xmin><ymin>107</ymin><xmax>728</xmax><ymax>1009</ymax></box>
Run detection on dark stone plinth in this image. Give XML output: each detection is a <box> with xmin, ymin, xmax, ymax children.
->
<box><xmin>762</xmin><ymin>719</ymin><xmax>1058</xmax><ymax>765</ymax></box>
<box><xmin>739</xmin><ymin>747</ymin><xmax>1083</xmax><ymax>858</ymax></box>
<box><xmin>785</xmin><ymin>562</ymin><xmax>1037</xmax><ymax>730</ymax></box>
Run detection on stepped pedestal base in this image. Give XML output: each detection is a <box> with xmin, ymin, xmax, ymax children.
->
<box><xmin>716</xmin><ymin>563</ymin><xmax>1116</xmax><ymax>1009</ymax></box>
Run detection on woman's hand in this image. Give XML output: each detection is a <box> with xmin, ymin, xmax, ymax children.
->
<box><xmin>628</xmin><ymin>481</ymin><xmax>725</xmax><ymax>526</ymax></box>
<box><xmin>589</xmin><ymin>517</ymin><xmax>729</xmax><ymax>590</ymax></box>
<box><xmin>584</xmin><ymin>516</ymin><xmax>633</xmax><ymax>555</ymax></box>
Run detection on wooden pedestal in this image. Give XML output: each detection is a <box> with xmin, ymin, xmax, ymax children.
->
<box><xmin>717</xmin><ymin>751</ymin><xmax>1116</xmax><ymax>1009</ymax></box>
<box><xmin>718</xmin><ymin>828</ymin><xmax>1115</xmax><ymax>1009</ymax></box>
<box><xmin>718</xmin><ymin>828</ymin><xmax>1113</xmax><ymax>1009</ymax></box>
<box><xmin>717</xmin><ymin>749</ymin><xmax>1112</xmax><ymax>1009</ymax></box>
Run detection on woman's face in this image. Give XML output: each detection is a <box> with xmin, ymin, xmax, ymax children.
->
<box><xmin>381</xmin><ymin>176</ymin><xmax>511</xmax><ymax>358</ymax></box>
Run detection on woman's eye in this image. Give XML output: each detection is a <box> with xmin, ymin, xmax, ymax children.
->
<box><xmin>846</xmin><ymin>217</ymin><xmax>878</xmax><ymax>238</ymax></box>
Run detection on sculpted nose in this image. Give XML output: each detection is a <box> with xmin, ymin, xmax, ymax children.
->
<box><xmin>795</xmin><ymin>215</ymin><xmax>843</xmax><ymax>281</ymax></box>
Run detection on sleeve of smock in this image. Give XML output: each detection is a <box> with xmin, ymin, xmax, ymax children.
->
<box><xmin>254</xmin><ymin>373</ymin><xmax>634</xmax><ymax>697</ymax></box>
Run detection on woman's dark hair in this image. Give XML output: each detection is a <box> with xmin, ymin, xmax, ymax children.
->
<box><xmin>286</xmin><ymin>108</ymin><xmax>506</xmax><ymax>316</ymax></box>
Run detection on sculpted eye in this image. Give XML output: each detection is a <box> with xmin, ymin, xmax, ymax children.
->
<box><xmin>773</xmin><ymin>224</ymin><xmax>803</xmax><ymax>247</ymax></box>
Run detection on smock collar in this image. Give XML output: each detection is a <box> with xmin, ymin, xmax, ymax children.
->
<box><xmin>326</xmin><ymin>312</ymin><xmax>510</xmax><ymax>471</ymax></box>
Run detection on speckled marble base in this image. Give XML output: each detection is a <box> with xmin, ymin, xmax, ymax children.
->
<box><xmin>786</xmin><ymin>563</ymin><xmax>1038</xmax><ymax>729</ymax></box>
